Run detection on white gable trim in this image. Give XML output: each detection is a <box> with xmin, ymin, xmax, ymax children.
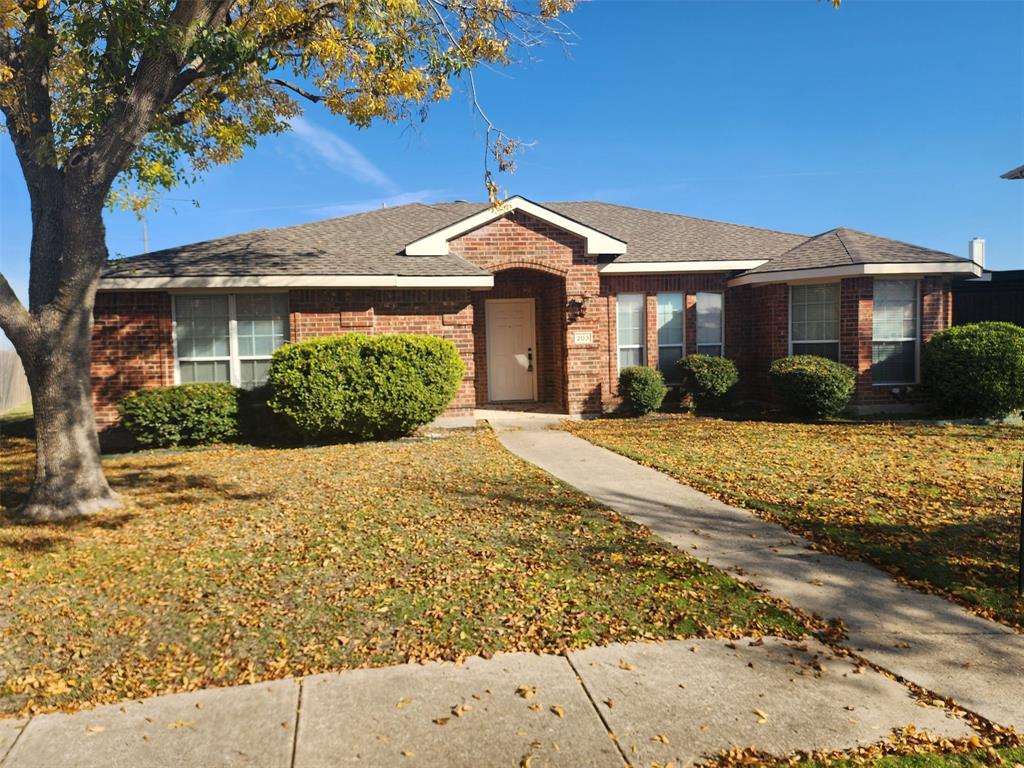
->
<box><xmin>599</xmin><ymin>259</ymin><xmax>767</xmax><ymax>275</ymax></box>
<box><xmin>728</xmin><ymin>261</ymin><xmax>982</xmax><ymax>287</ymax></box>
<box><xmin>404</xmin><ymin>196</ymin><xmax>628</xmax><ymax>256</ymax></box>
<box><xmin>98</xmin><ymin>274</ymin><xmax>495</xmax><ymax>290</ymax></box>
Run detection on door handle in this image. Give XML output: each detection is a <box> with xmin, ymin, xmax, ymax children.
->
<box><xmin>527</xmin><ymin>347</ymin><xmax>534</xmax><ymax>372</ymax></box>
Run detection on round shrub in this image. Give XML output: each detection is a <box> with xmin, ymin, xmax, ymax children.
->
<box><xmin>268</xmin><ymin>333</ymin><xmax>465</xmax><ymax>440</ymax></box>
<box><xmin>922</xmin><ymin>322</ymin><xmax>1024</xmax><ymax>418</ymax></box>
<box><xmin>119</xmin><ymin>383</ymin><xmax>240</xmax><ymax>448</ymax></box>
<box><xmin>677</xmin><ymin>354</ymin><xmax>739</xmax><ymax>408</ymax></box>
<box><xmin>768</xmin><ymin>355</ymin><xmax>856</xmax><ymax>419</ymax></box>
<box><xmin>618</xmin><ymin>366</ymin><xmax>667</xmax><ymax>415</ymax></box>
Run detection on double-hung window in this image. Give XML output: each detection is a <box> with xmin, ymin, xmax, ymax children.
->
<box><xmin>616</xmin><ymin>293</ymin><xmax>645</xmax><ymax>370</ymax></box>
<box><xmin>174</xmin><ymin>293</ymin><xmax>289</xmax><ymax>389</ymax></box>
<box><xmin>656</xmin><ymin>293</ymin><xmax>684</xmax><ymax>383</ymax></box>
<box><xmin>790</xmin><ymin>283</ymin><xmax>840</xmax><ymax>361</ymax></box>
<box><xmin>695</xmin><ymin>292</ymin><xmax>724</xmax><ymax>356</ymax></box>
<box><xmin>872</xmin><ymin>280</ymin><xmax>918</xmax><ymax>384</ymax></box>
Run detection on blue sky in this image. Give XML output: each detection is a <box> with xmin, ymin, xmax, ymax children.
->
<box><xmin>1</xmin><ymin>0</ymin><xmax>1022</xmax><ymax>330</ymax></box>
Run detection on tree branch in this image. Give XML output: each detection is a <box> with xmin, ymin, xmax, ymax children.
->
<box><xmin>0</xmin><ymin>272</ymin><xmax>35</xmax><ymax>348</ymax></box>
<box><xmin>266</xmin><ymin>78</ymin><xmax>324</xmax><ymax>103</ymax></box>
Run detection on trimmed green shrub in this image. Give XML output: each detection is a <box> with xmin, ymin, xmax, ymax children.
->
<box><xmin>677</xmin><ymin>354</ymin><xmax>739</xmax><ymax>408</ymax></box>
<box><xmin>237</xmin><ymin>384</ymin><xmax>302</xmax><ymax>445</ymax></box>
<box><xmin>768</xmin><ymin>355</ymin><xmax>856</xmax><ymax>419</ymax></box>
<box><xmin>922</xmin><ymin>322</ymin><xmax>1024</xmax><ymax>418</ymax></box>
<box><xmin>618</xmin><ymin>366</ymin><xmax>667</xmax><ymax>415</ymax></box>
<box><xmin>119</xmin><ymin>383</ymin><xmax>240</xmax><ymax>448</ymax></box>
<box><xmin>268</xmin><ymin>333</ymin><xmax>465</xmax><ymax>440</ymax></box>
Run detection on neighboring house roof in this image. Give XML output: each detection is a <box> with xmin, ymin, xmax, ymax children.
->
<box><xmin>99</xmin><ymin>197</ymin><xmax>979</xmax><ymax>289</ymax></box>
<box><xmin>1000</xmin><ymin>164</ymin><xmax>1024</xmax><ymax>180</ymax></box>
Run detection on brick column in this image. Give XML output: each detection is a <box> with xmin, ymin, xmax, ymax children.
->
<box><xmin>840</xmin><ymin>277</ymin><xmax>874</xmax><ymax>400</ymax></box>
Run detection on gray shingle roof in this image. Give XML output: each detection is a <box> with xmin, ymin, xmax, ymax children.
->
<box><xmin>104</xmin><ymin>203</ymin><xmax>492</xmax><ymax>278</ymax></box>
<box><xmin>102</xmin><ymin>200</ymin><xmax>967</xmax><ymax>280</ymax></box>
<box><xmin>747</xmin><ymin>227</ymin><xmax>969</xmax><ymax>274</ymax></box>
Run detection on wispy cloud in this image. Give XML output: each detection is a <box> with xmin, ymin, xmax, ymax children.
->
<box><xmin>288</xmin><ymin>116</ymin><xmax>397</xmax><ymax>192</ymax></box>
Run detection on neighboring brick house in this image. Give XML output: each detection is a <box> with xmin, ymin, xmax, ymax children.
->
<box><xmin>93</xmin><ymin>197</ymin><xmax>980</xmax><ymax>427</ymax></box>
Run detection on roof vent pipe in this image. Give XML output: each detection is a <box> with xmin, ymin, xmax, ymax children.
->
<box><xmin>969</xmin><ymin>238</ymin><xmax>985</xmax><ymax>268</ymax></box>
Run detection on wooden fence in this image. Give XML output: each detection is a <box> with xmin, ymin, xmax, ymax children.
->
<box><xmin>0</xmin><ymin>348</ymin><xmax>31</xmax><ymax>414</ymax></box>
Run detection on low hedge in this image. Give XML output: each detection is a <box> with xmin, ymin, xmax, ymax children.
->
<box><xmin>768</xmin><ymin>355</ymin><xmax>856</xmax><ymax>419</ymax></box>
<box><xmin>677</xmin><ymin>354</ymin><xmax>738</xmax><ymax>409</ymax></box>
<box><xmin>922</xmin><ymin>322</ymin><xmax>1024</xmax><ymax>418</ymax></box>
<box><xmin>618</xmin><ymin>366</ymin><xmax>667</xmax><ymax>415</ymax></box>
<box><xmin>119</xmin><ymin>383</ymin><xmax>240</xmax><ymax>448</ymax></box>
<box><xmin>268</xmin><ymin>333</ymin><xmax>465</xmax><ymax>440</ymax></box>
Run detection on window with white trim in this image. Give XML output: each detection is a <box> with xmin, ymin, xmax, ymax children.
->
<box><xmin>695</xmin><ymin>291</ymin><xmax>723</xmax><ymax>356</ymax></box>
<box><xmin>790</xmin><ymin>283</ymin><xmax>840</xmax><ymax>361</ymax></box>
<box><xmin>616</xmin><ymin>293</ymin><xmax>645</xmax><ymax>370</ymax></box>
<box><xmin>872</xmin><ymin>280</ymin><xmax>918</xmax><ymax>385</ymax></box>
<box><xmin>656</xmin><ymin>293</ymin><xmax>684</xmax><ymax>383</ymax></box>
<box><xmin>174</xmin><ymin>294</ymin><xmax>289</xmax><ymax>389</ymax></box>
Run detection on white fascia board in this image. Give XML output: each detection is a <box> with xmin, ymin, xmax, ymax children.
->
<box><xmin>599</xmin><ymin>259</ymin><xmax>767</xmax><ymax>274</ymax></box>
<box><xmin>727</xmin><ymin>261</ymin><xmax>983</xmax><ymax>287</ymax></box>
<box><xmin>98</xmin><ymin>274</ymin><xmax>495</xmax><ymax>290</ymax></box>
<box><xmin>404</xmin><ymin>196</ymin><xmax>628</xmax><ymax>256</ymax></box>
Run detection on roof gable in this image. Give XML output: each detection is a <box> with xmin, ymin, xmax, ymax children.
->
<box><xmin>404</xmin><ymin>197</ymin><xmax>628</xmax><ymax>256</ymax></box>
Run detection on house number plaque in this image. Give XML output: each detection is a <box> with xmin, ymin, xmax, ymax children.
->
<box><xmin>572</xmin><ymin>331</ymin><xmax>594</xmax><ymax>345</ymax></box>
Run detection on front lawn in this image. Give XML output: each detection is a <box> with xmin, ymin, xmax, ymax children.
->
<box><xmin>0</xmin><ymin>428</ymin><xmax>807</xmax><ymax>716</ymax></box>
<box><xmin>564</xmin><ymin>416</ymin><xmax>1024</xmax><ymax>629</ymax></box>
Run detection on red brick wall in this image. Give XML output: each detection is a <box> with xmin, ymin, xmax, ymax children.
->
<box><xmin>742</xmin><ymin>276</ymin><xmax>954</xmax><ymax>409</ymax></box>
<box><xmin>451</xmin><ymin>211</ymin><xmax>605</xmax><ymax>414</ymax></box>
<box><xmin>91</xmin><ymin>292</ymin><xmax>175</xmax><ymax>426</ymax></box>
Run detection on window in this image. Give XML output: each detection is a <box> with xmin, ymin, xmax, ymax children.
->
<box><xmin>174</xmin><ymin>294</ymin><xmax>289</xmax><ymax>389</ymax></box>
<box><xmin>617</xmin><ymin>293</ymin><xmax>645</xmax><ymax>370</ymax></box>
<box><xmin>696</xmin><ymin>292</ymin><xmax>723</xmax><ymax>356</ymax></box>
<box><xmin>872</xmin><ymin>280</ymin><xmax>918</xmax><ymax>384</ymax></box>
<box><xmin>790</xmin><ymin>283</ymin><xmax>840</xmax><ymax>361</ymax></box>
<box><xmin>656</xmin><ymin>293</ymin><xmax>684</xmax><ymax>383</ymax></box>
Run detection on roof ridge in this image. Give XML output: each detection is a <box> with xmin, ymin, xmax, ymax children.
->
<box><xmin>547</xmin><ymin>200</ymin><xmax>810</xmax><ymax>240</ymax></box>
<box><xmin>832</xmin><ymin>228</ymin><xmax>859</xmax><ymax>264</ymax></box>
<box><xmin>837</xmin><ymin>226</ymin><xmax>966</xmax><ymax>262</ymax></box>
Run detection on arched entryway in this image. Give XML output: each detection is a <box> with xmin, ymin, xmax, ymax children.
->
<box><xmin>473</xmin><ymin>266</ymin><xmax>568</xmax><ymax>412</ymax></box>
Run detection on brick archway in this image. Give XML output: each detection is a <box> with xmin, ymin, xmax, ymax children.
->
<box><xmin>473</xmin><ymin>267</ymin><xmax>568</xmax><ymax>411</ymax></box>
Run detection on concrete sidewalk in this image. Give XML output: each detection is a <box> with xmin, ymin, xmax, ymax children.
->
<box><xmin>494</xmin><ymin>418</ymin><xmax>1024</xmax><ymax>732</ymax></box>
<box><xmin>0</xmin><ymin>637</ymin><xmax>971</xmax><ymax>768</ymax></box>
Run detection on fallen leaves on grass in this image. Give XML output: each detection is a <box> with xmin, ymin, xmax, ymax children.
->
<box><xmin>0</xmin><ymin>430</ymin><xmax>808</xmax><ymax>716</ymax></box>
<box><xmin>566</xmin><ymin>417</ymin><xmax>1024</xmax><ymax>630</ymax></box>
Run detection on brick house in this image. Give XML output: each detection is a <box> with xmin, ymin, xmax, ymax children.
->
<box><xmin>93</xmin><ymin>197</ymin><xmax>980</xmax><ymax>427</ymax></box>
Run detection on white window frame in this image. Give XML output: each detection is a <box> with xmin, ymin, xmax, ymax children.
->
<box><xmin>695</xmin><ymin>291</ymin><xmax>725</xmax><ymax>356</ymax></box>
<box><xmin>871</xmin><ymin>279</ymin><xmax>920</xmax><ymax>386</ymax></box>
<box><xmin>172</xmin><ymin>293</ymin><xmax>289</xmax><ymax>388</ymax></box>
<box><xmin>788</xmin><ymin>282</ymin><xmax>841</xmax><ymax>361</ymax></box>
<box><xmin>616</xmin><ymin>293</ymin><xmax>646</xmax><ymax>373</ymax></box>
<box><xmin>656</xmin><ymin>292</ymin><xmax>685</xmax><ymax>383</ymax></box>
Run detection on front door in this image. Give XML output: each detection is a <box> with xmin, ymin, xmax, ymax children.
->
<box><xmin>486</xmin><ymin>299</ymin><xmax>537</xmax><ymax>402</ymax></box>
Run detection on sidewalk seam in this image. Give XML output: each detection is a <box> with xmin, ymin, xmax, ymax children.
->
<box><xmin>289</xmin><ymin>678</ymin><xmax>304</xmax><ymax>768</ymax></box>
<box><xmin>0</xmin><ymin>718</ymin><xmax>29</xmax><ymax>767</ymax></box>
<box><xmin>562</xmin><ymin>653</ymin><xmax>630</xmax><ymax>767</ymax></box>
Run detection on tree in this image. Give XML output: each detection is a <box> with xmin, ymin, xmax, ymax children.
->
<box><xmin>0</xmin><ymin>0</ymin><xmax>574</xmax><ymax>521</ymax></box>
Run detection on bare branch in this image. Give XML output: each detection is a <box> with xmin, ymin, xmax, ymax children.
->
<box><xmin>267</xmin><ymin>78</ymin><xmax>325</xmax><ymax>103</ymax></box>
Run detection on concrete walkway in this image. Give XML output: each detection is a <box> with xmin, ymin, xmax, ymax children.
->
<box><xmin>0</xmin><ymin>637</ymin><xmax>971</xmax><ymax>768</ymax></box>
<box><xmin>492</xmin><ymin>414</ymin><xmax>1024</xmax><ymax>732</ymax></box>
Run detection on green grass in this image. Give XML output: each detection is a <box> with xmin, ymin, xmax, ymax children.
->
<box><xmin>565</xmin><ymin>415</ymin><xmax>1024</xmax><ymax>629</ymax></box>
<box><xmin>791</xmin><ymin>746</ymin><xmax>1024</xmax><ymax>767</ymax></box>
<box><xmin>0</xmin><ymin>428</ymin><xmax>808</xmax><ymax>716</ymax></box>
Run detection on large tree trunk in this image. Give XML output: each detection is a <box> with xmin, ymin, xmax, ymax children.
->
<box><xmin>17</xmin><ymin>306</ymin><xmax>119</xmax><ymax>522</ymax></box>
<box><xmin>6</xmin><ymin>198</ymin><xmax>120</xmax><ymax>522</ymax></box>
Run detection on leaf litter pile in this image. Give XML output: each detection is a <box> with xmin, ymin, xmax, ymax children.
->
<box><xmin>565</xmin><ymin>416</ymin><xmax>1024</xmax><ymax>629</ymax></box>
<box><xmin>0</xmin><ymin>429</ymin><xmax>807</xmax><ymax>716</ymax></box>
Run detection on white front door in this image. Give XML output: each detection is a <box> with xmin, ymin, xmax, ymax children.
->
<box><xmin>486</xmin><ymin>299</ymin><xmax>537</xmax><ymax>401</ymax></box>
